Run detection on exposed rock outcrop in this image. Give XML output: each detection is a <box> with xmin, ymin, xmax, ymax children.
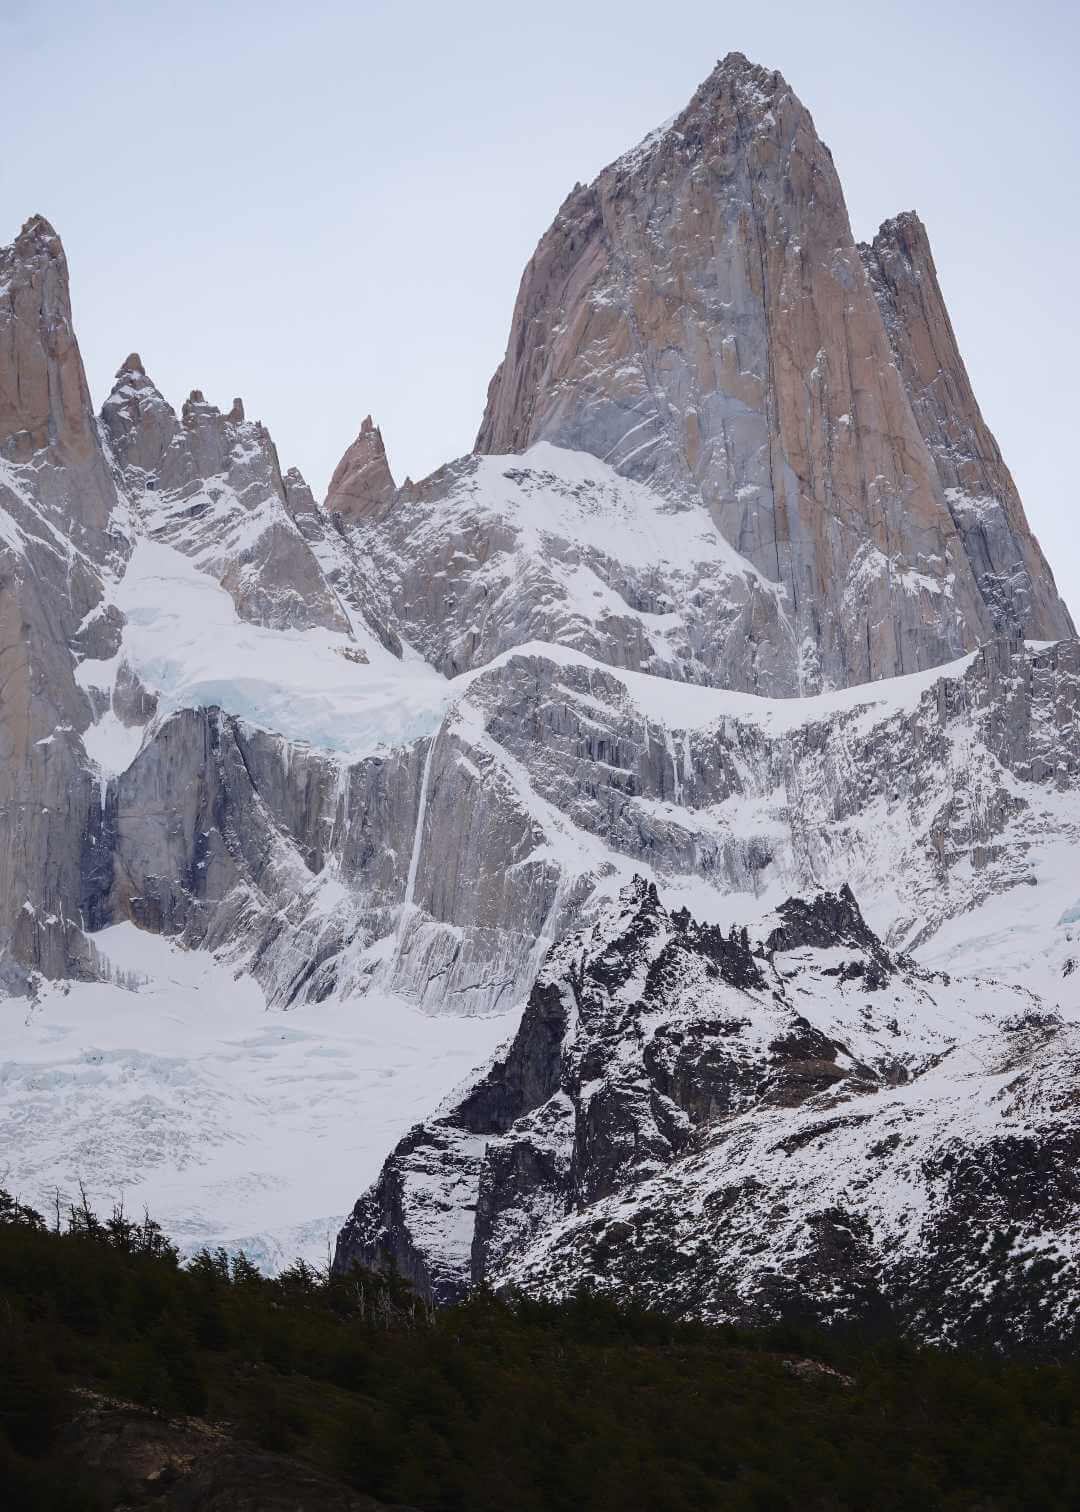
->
<box><xmin>282</xmin><ymin>463</ymin><xmax>403</xmax><ymax>657</ymax></box>
<box><xmin>100</xmin><ymin>359</ymin><xmax>352</xmax><ymax>634</ymax></box>
<box><xmin>860</xmin><ymin>211</ymin><xmax>1073</xmax><ymax>641</ymax></box>
<box><xmin>0</xmin><ymin>217</ymin><xmax>128</xmax><ymax>988</ymax></box>
<box><xmin>337</xmin><ymin>877</ymin><xmax>1080</xmax><ymax>1352</ymax></box>
<box><xmin>2</xmin><ymin>217</ymin><xmax>114</xmax><ymax>510</ymax></box>
<box><xmin>58</xmin><ymin>1391</ymin><xmax>413</xmax><ymax>1511</ymax></box>
<box><xmin>472</xmin><ymin>54</ymin><xmax>1071</xmax><ymax>691</ymax></box>
<box><xmin>325</xmin><ymin>416</ymin><xmax>396</xmax><ymax>525</ymax></box>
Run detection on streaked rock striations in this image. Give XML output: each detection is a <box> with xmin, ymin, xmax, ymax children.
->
<box><xmin>859</xmin><ymin>210</ymin><xmax>1071</xmax><ymax>641</ymax></box>
<box><xmin>0</xmin><ymin>217</ymin><xmax>128</xmax><ymax>988</ymax></box>
<box><xmin>473</xmin><ymin>54</ymin><xmax>1072</xmax><ymax>691</ymax></box>
<box><xmin>325</xmin><ymin>415</ymin><xmax>396</xmax><ymax>525</ymax></box>
<box><xmin>1</xmin><ymin>53</ymin><xmax>1078</xmax><ymax>1314</ymax></box>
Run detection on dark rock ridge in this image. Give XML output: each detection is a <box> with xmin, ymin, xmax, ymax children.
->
<box><xmin>336</xmin><ymin>877</ymin><xmax>1080</xmax><ymax>1351</ymax></box>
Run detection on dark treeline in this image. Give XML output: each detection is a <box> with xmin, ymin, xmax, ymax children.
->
<box><xmin>1</xmin><ymin>1188</ymin><xmax>1079</xmax><ymax>1510</ymax></box>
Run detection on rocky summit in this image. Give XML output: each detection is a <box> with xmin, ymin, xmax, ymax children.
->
<box><xmin>339</xmin><ymin>877</ymin><xmax>1080</xmax><ymax>1350</ymax></box>
<box><xmin>0</xmin><ymin>54</ymin><xmax>1078</xmax><ymax>1345</ymax></box>
<box><xmin>476</xmin><ymin>55</ymin><xmax>1073</xmax><ymax>691</ymax></box>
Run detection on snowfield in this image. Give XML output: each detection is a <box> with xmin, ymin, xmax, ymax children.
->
<box><xmin>76</xmin><ymin>536</ymin><xmax>451</xmax><ymax>771</ymax></box>
<box><xmin>0</xmin><ymin>924</ymin><xmax>517</xmax><ymax>1268</ymax></box>
<box><xmin>337</xmin><ymin>874</ymin><xmax>1080</xmax><ymax>1345</ymax></box>
<box><xmin>4</xmin><ymin>435</ymin><xmax>1078</xmax><ymax>1273</ymax></box>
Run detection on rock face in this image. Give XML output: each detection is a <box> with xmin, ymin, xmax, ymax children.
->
<box><xmin>473</xmin><ymin>54</ymin><xmax>1072</xmax><ymax>692</ymax></box>
<box><xmin>98</xmin><ymin>360</ymin><xmax>402</xmax><ymax>652</ymax></box>
<box><xmin>340</xmin><ymin>443</ymin><xmax>798</xmax><ymax>683</ymax></box>
<box><xmin>2</xmin><ymin>217</ymin><xmax>114</xmax><ymax>508</ymax></box>
<box><xmin>83</xmin><ymin>705</ymin><xmax>430</xmax><ymax>1003</ymax></box>
<box><xmin>0</xmin><ymin>216</ymin><xmax>128</xmax><ymax>990</ymax></box>
<box><xmin>282</xmin><ymin>463</ymin><xmax>403</xmax><ymax>657</ymax></box>
<box><xmin>860</xmin><ymin>211</ymin><xmax>1071</xmax><ymax>641</ymax></box>
<box><xmin>100</xmin><ymin>356</ymin><xmax>352</xmax><ymax>634</ymax></box>
<box><xmin>1</xmin><ymin>52</ymin><xmax>1079</xmax><ymax>1298</ymax></box>
<box><xmin>325</xmin><ymin>416</ymin><xmax>396</xmax><ymax>525</ymax></box>
<box><xmin>337</xmin><ymin>877</ymin><xmax>1080</xmax><ymax>1351</ymax></box>
<box><xmin>72</xmin><ymin>623</ymin><xmax>1080</xmax><ymax>1018</ymax></box>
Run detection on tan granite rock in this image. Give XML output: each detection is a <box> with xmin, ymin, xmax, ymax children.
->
<box><xmin>325</xmin><ymin>416</ymin><xmax>396</xmax><ymax>525</ymax></box>
<box><xmin>860</xmin><ymin>211</ymin><xmax>1073</xmax><ymax>641</ymax></box>
<box><xmin>0</xmin><ymin>217</ymin><xmax>125</xmax><ymax>987</ymax></box>
<box><xmin>474</xmin><ymin>54</ymin><xmax>1072</xmax><ymax>691</ymax></box>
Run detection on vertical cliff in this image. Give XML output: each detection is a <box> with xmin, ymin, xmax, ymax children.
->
<box><xmin>860</xmin><ymin>210</ymin><xmax>1073</xmax><ymax>640</ymax></box>
<box><xmin>475</xmin><ymin>54</ymin><xmax>1071</xmax><ymax>691</ymax></box>
<box><xmin>0</xmin><ymin>217</ymin><xmax>127</xmax><ymax>987</ymax></box>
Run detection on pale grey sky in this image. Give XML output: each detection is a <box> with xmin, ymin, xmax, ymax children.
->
<box><xmin>3</xmin><ymin>0</ymin><xmax>1077</xmax><ymax>620</ymax></box>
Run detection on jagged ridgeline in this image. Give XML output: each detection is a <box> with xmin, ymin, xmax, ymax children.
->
<box><xmin>0</xmin><ymin>54</ymin><xmax>1078</xmax><ymax>1326</ymax></box>
<box><xmin>339</xmin><ymin>878</ymin><xmax>1080</xmax><ymax>1350</ymax></box>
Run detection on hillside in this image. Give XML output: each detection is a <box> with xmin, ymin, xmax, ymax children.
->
<box><xmin>3</xmin><ymin>1198</ymin><xmax>1080</xmax><ymax>1510</ymax></box>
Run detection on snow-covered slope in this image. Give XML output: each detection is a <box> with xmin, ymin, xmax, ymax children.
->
<box><xmin>338</xmin><ymin>878</ymin><xmax>1080</xmax><ymax>1349</ymax></box>
<box><xmin>346</xmin><ymin>442</ymin><xmax>794</xmax><ymax>688</ymax></box>
<box><xmin>0</xmin><ymin>922</ymin><xmax>516</xmax><ymax>1268</ymax></box>
<box><xmin>2</xmin><ymin>51</ymin><xmax>1079</xmax><ymax>1304</ymax></box>
<box><xmin>5</xmin><ymin>409</ymin><xmax>1079</xmax><ymax>1265</ymax></box>
<box><xmin>74</xmin><ymin>518</ymin><xmax>1080</xmax><ymax>1021</ymax></box>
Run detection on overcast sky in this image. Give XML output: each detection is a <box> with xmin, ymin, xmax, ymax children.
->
<box><xmin>3</xmin><ymin>0</ymin><xmax>1077</xmax><ymax>619</ymax></box>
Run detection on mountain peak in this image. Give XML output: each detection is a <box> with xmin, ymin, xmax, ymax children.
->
<box><xmin>867</xmin><ymin>208</ymin><xmax>930</xmax><ymax>254</ymax></box>
<box><xmin>860</xmin><ymin>211</ymin><xmax>1074</xmax><ymax>640</ymax></box>
<box><xmin>0</xmin><ymin>213</ymin><xmax>103</xmax><ymax>473</ymax></box>
<box><xmin>325</xmin><ymin>415</ymin><xmax>396</xmax><ymax>525</ymax></box>
<box><xmin>702</xmin><ymin>50</ymin><xmax>789</xmax><ymax>94</ymax></box>
<box><xmin>15</xmin><ymin>213</ymin><xmax>62</xmax><ymax>252</ymax></box>
<box><xmin>475</xmin><ymin>58</ymin><xmax>1073</xmax><ymax>691</ymax></box>
<box><xmin>600</xmin><ymin>53</ymin><xmax>800</xmax><ymax>193</ymax></box>
<box><xmin>102</xmin><ymin>355</ymin><xmax>171</xmax><ymax>424</ymax></box>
